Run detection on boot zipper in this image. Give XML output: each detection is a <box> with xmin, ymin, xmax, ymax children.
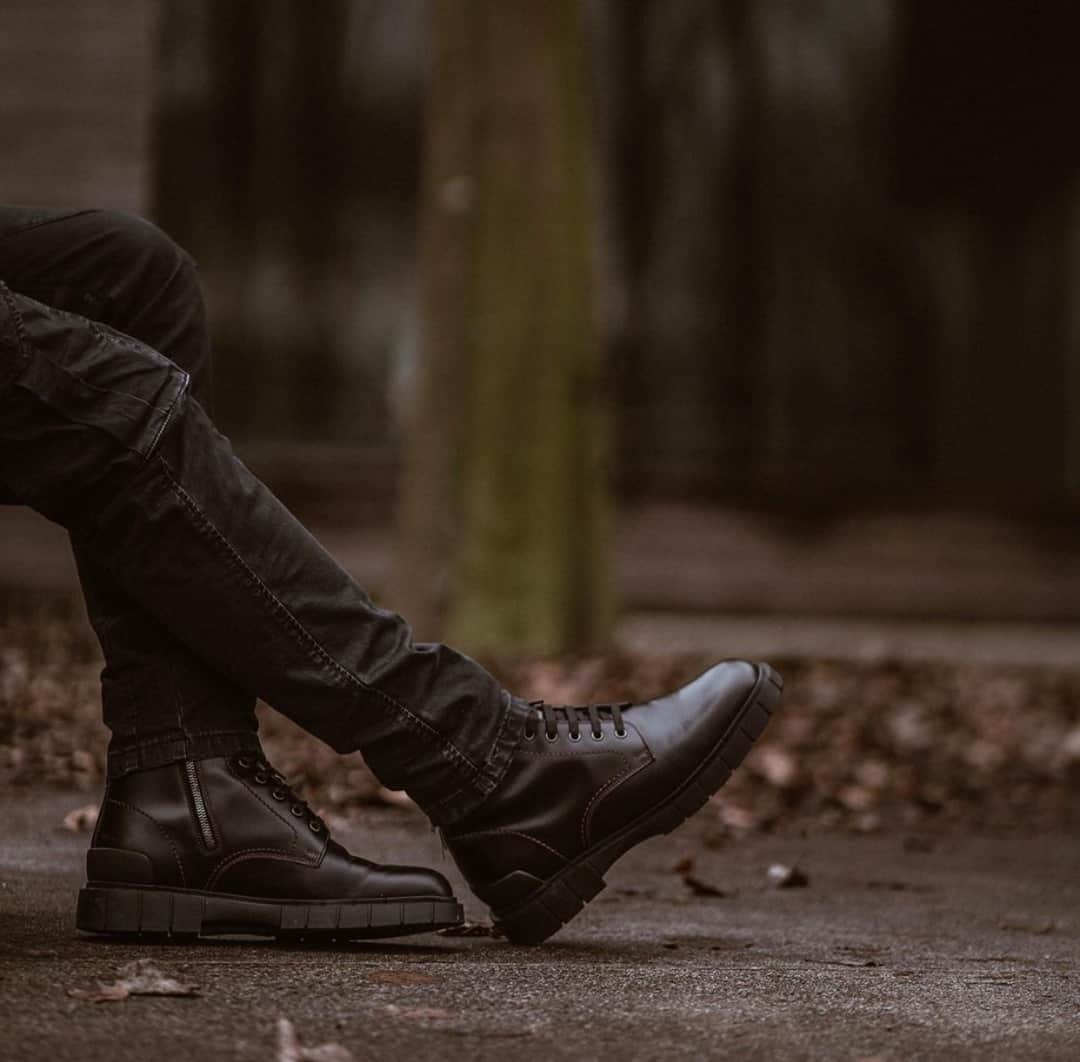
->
<box><xmin>183</xmin><ymin>760</ymin><xmax>217</xmax><ymax>849</ymax></box>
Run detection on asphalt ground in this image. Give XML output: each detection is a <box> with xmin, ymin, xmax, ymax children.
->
<box><xmin>1</xmin><ymin>791</ymin><xmax>1077</xmax><ymax>1061</ymax></box>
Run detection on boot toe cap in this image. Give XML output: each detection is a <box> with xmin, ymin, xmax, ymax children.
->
<box><xmin>363</xmin><ymin>864</ymin><xmax>455</xmax><ymax>900</ymax></box>
<box><xmin>632</xmin><ymin>659</ymin><xmax>763</xmax><ymax>762</ymax></box>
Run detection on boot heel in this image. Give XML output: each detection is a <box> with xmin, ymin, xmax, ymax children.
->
<box><xmin>76</xmin><ymin>886</ymin><xmax>204</xmax><ymax>939</ymax></box>
<box><xmin>495</xmin><ymin>863</ymin><xmax>607</xmax><ymax>945</ymax></box>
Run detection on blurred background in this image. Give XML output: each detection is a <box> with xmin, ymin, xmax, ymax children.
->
<box><xmin>2</xmin><ymin>0</ymin><xmax>1078</xmax><ymax>831</ymax></box>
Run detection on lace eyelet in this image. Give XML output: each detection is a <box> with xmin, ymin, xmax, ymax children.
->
<box><xmin>544</xmin><ymin>730</ymin><xmax>559</xmax><ymax>742</ymax></box>
<box><xmin>591</xmin><ymin>729</ymin><xmax>604</xmax><ymax>741</ymax></box>
<box><xmin>615</xmin><ymin>728</ymin><xmax>628</xmax><ymax>739</ymax></box>
<box><xmin>271</xmin><ymin>788</ymin><xmax>287</xmax><ymax>801</ymax></box>
<box><xmin>236</xmin><ymin>755</ymin><xmax>254</xmax><ymax>770</ymax></box>
<box><xmin>290</xmin><ymin>804</ymin><xmax>305</xmax><ymax>817</ymax></box>
<box><xmin>309</xmin><ymin>820</ymin><xmax>323</xmax><ymax>834</ymax></box>
<box><xmin>567</xmin><ymin>730</ymin><xmax>581</xmax><ymax>742</ymax></box>
<box><xmin>253</xmin><ymin>773</ymin><xmax>269</xmax><ymax>785</ymax></box>
<box><xmin>523</xmin><ymin>729</ymin><xmax>536</xmax><ymax>741</ymax></box>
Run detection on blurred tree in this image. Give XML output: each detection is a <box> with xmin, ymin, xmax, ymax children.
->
<box><xmin>394</xmin><ymin>0</ymin><xmax>611</xmax><ymax>654</ymax></box>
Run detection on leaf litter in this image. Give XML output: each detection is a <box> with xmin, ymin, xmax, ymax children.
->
<box><xmin>5</xmin><ymin>613</ymin><xmax>1079</xmax><ymax>836</ymax></box>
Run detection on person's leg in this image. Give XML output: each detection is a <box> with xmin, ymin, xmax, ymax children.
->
<box><xmin>0</xmin><ymin>233</ymin><xmax>782</xmax><ymax>944</ymax></box>
<box><xmin>0</xmin><ymin>207</ymin><xmax>258</xmax><ymax>774</ymax></box>
<box><xmin>0</xmin><ymin>268</ymin><xmax>526</xmax><ymax>938</ymax></box>
<box><xmin>0</xmin><ymin>276</ymin><xmax>527</xmax><ymax>823</ymax></box>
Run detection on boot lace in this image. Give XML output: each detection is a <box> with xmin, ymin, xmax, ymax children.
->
<box><xmin>230</xmin><ymin>753</ymin><xmax>327</xmax><ymax>834</ymax></box>
<box><xmin>523</xmin><ymin>700</ymin><xmax>630</xmax><ymax>741</ymax></box>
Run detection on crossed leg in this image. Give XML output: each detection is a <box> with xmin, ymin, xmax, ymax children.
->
<box><xmin>0</xmin><ymin>210</ymin><xmax>779</xmax><ymax>943</ymax></box>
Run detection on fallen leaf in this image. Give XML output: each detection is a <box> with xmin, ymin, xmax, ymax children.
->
<box><xmin>67</xmin><ymin>959</ymin><xmax>199</xmax><ymax>1003</ymax></box>
<box><xmin>754</xmin><ymin>746</ymin><xmax>799</xmax><ymax>788</ymax></box>
<box><xmin>277</xmin><ymin>1017</ymin><xmax>354</xmax><ymax>1062</ymax></box>
<box><xmin>866</xmin><ymin>880</ymin><xmax>932</xmax><ymax>893</ymax></box>
<box><xmin>61</xmin><ymin>804</ymin><xmax>98</xmax><ymax>833</ymax></box>
<box><xmin>437</xmin><ymin>921</ymin><xmax>504</xmax><ymax>938</ymax></box>
<box><xmin>838</xmin><ymin>785</ymin><xmax>875</xmax><ymax>812</ymax></box>
<box><xmin>683</xmin><ymin>873</ymin><xmax>727</xmax><ymax>898</ymax></box>
<box><xmin>715</xmin><ymin>803</ymin><xmax>759</xmax><ymax>831</ymax></box>
<box><xmin>767</xmin><ymin>863</ymin><xmax>809</xmax><ymax>889</ymax></box>
<box><xmin>67</xmin><ymin>984</ymin><xmax>129</xmax><ymax>1003</ymax></box>
<box><xmin>367</xmin><ymin>970</ymin><xmax>441</xmax><ymax>985</ymax></box>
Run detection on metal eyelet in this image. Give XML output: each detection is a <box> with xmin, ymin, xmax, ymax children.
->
<box><xmin>271</xmin><ymin>788</ymin><xmax>287</xmax><ymax>801</ymax></box>
<box><xmin>544</xmin><ymin>730</ymin><xmax>559</xmax><ymax>742</ymax></box>
<box><xmin>614</xmin><ymin>728</ymin><xmax>628</xmax><ymax>739</ymax></box>
<box><xmin>591</xmin><ymin>729</ymin><xmax>604</xmax><ymax>741</ymax></box>
<box><xmin>567</xmin><ymin>730</ymin><xmax>581</xmax><ymax>742</ymax></box>
<box><xmin>309</xmin><ymin>821</ymin><xmax>323</xmax><ymax>834</ymax></box>
<box><xmin>236</xmin><ymin>755</ymin><xmax>254</xmax><ymax>770</ymax></box>
<box><xmin>290</xmin><ymin>804</ymin><xmax>305</xmax><ymax>817</ymax></box>
<box><xmin>253</xmin><ymin>773</ymin><xmax>269</xmax><ymax>786</ymax></box>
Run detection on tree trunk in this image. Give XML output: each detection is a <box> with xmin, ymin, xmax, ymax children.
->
<box><xmin>395</xmin><ymin>0</ymin><xmax>611</xmax><ymax>655</ymax></box>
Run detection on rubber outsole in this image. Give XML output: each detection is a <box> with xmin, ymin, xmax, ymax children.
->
<box><xmin>494</xmin><ymin>662</ymin><xmax>784</xmax><ymax>945</ymax></box>
<box><xmin>75</xmin><ymin>886</ymin><xmax>464</xmax><ymax>941</ymax></box>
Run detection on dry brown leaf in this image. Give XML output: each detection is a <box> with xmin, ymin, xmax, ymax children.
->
<box><xmin>767</xmin><ymin>863</ymin><xmax>809</xmax><ymax>889</ymax></box>
<box><xmin>437</xmin><ymin>921</ymin><xmax>504</xmax><ymax>938</ymax></box>
<box><xmin>67</xmin><ymin>959</ymin><xmax>199</xmax><ymax>1003</ymax></box>
<box><xmin>671</xmin><ymin>856</ymin><xmax>726</xmax><ymax>897</ymax></box>
<box><xmin>683</xmin><ymin>873</ymin><xmax>727</xmax><ymax>898</ymax></box>
<box><xmin>61</xmin><ymin>803</ymin><xmax>98</xmax><ymax>833</ymax></box>
<box><xmin>277</xmin><ymin>1017</ymin><xmax>354</xmax><ymax>1062</ymax></box>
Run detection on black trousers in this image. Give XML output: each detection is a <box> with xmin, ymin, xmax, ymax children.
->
<box><xmin>0</xmin><ymin>206</ymin><xmax>528</xmax><ymax>825</ymax></box>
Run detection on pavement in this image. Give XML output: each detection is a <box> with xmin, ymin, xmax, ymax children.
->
<box><xmin>1</xmin><ymin>791</ymin><xmax>1077</xmax><ymax>1061</ymax></box>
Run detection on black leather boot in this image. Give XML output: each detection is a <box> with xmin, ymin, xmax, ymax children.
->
<box><xmin>442</xmin><ymin>660</ymin><xmax>783</xmax><ymax>944</ymax></box>
<box><xmin>76</xmin><ymin>753</ymin><xmax>462</xmax><ymax>940</ymax></box>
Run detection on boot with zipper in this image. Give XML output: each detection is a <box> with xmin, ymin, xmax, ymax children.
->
<box><xmin>76</xmin><ymin>752</ymin><xmax>462</xmax><ymax>940</ymax></box>
<box><xmin>441</xmin><ymin>660</ymin><xmax>783</xmax><ymax>944</ymax></box>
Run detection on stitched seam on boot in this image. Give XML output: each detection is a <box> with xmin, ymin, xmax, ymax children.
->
<box><xmin>580</xmin><ymin>752</ymin><xmax>652</xmax><ymax>850</ymax></box>
<box><xmin>206</xmin><ymin>848</ymin><xmax>318</xmax><ymax>891</ymax></box>
<box><xmin>156</xmin><ymin>458</ymin><xmax>486</xmax><ymax>782</ymax></box>
<box><xmin>447</xmin><ymin>828</ymin><xmax>570</xmax><ymax>864</ymax></box>
<box><xmin>107</xmin><ymin>798</ymin><xmax>187</xmax><ymax>887</ymax></box>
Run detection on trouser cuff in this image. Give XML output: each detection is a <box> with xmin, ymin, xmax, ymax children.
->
<box><xmin>107</xmin><ymin>730</ymin><xmax>263</xmax><ymax>778</ymax></box>
<box><xmin>416</xmin><ymin>693</ymin><xmax>532</xmax><ymax>827</ymax></box>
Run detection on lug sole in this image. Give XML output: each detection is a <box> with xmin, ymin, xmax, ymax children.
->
<box><xmin>494</xmin><ymin>663</ymin><xmax>784</xmax><ymax>945</ymax></box>
<box><xmin>75</xmin><ymin>886</ymin><xmax>464</xmax><ymax>941</ymax></box>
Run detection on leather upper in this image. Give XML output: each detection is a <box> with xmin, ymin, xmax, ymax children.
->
<box><xmin>89</xmin><ymin>755</ymin><xmax>452</xmax><ymax>901</ymax></box>
<box><xmin>443</xmin><ymin>660</ymin><xmax>761</xmax><ymax>910</ymax></box>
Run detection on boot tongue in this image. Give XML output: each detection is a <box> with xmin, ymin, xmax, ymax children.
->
<box><xmin>231</xmin><ymin>753</ymin><xmax>327</xmax><ymax>836</ymax></box>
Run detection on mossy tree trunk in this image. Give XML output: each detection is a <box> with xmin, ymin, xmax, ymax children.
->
<box><xmin>395</xmin><ymin>0</ymin><xmax>611</xmax><ymax>655</ymax></box>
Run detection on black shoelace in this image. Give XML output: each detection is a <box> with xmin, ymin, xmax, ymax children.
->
<box><xmin>523</xmin><ymin>700</ymin><xmax>630</xmax><ymax>741</ymax></box>
<box><xmin>230</xmin><ymin>753</ymin><xmax>327</xmax><ymax>834</ymax></box>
